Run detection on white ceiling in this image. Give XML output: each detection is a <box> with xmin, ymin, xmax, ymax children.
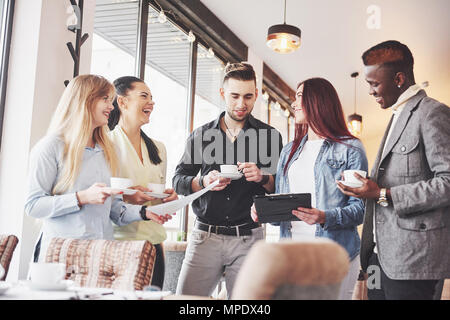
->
<box><xmin>200</xmin><ymin>0</ymin><xmax>450</xmax><ymax>141</ymax></box>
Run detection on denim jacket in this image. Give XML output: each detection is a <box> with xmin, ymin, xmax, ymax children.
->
<box><xmin>275</xmin><ymin>135</ymin><xmax>368</xmax><ymax>260</ymax></box>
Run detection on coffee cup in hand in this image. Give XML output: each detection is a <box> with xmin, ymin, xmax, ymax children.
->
<box><xmin>148</xmin><ymin>183</ymin><xmax>165</xmax><ymax>194</ymax></box>
<box><xmin>110</xmin><ymin>177</ymin><xmax>133</xmax><ymax>189</ymax></box>
<box><xmin>343</xmin><ymin>170</ymin><xmax>367</xmax><ymax>187</ymax></box>
<box><xmin>220</xmin><ymin>165</ymin><xmax>238</xmax><ymax>174</ymax></box>
<box><xmin>29</xmin><ymin>262</ymin><xmax>66</xmax><ymax>285</ymax></box>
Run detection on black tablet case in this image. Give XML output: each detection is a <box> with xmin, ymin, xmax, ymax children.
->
<box><xmin>253</xmin><ymin>193</ymin><xmax>312</xmax><ymax>223</ymax></box>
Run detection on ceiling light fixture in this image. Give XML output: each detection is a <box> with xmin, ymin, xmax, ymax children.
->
<box><xmin>347</xmin><ymin>72</ymin><xmax>363</xmax><ymax>137</ymax></box>
<box><xmin>158</xmin><ymin>10</ymin><xmax>167</xmax><ymax>24</ymax></box>
<box><xmin>266</xmin><ymin>0</ymin><xmax>301</xmax><ymax>54</ymax></box>
<box><xmin>187</xmin><ymin>30</ymin><xmax>196</xmax><ymax>42</ymax></box>
<box><xmin>207</xmin><ymin>48</ymin><xmax>215</xmax><ymax>58</ymax></box>
<box><xmin>154</xmin><ymin>0</ymin><xmax>167</xmax><ymax>24</ymax></box>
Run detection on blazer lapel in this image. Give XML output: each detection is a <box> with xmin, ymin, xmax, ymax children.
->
<box><xmin>372</xmin><ymin>115</ymin><xmax>393</xmax><ymax>178</ymax></box>
<box><xmin>379</xmin><ymin>90</ymin><xmax>426</xmax><ymax>165</ymax></box>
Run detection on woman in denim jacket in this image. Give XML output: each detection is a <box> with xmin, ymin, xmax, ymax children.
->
<box><xmin>252</xmin><ymin>78</ymin><xmax>368</xmax><ymax>299</ymax></box>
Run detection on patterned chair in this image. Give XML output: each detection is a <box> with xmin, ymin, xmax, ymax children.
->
<box><xmin>45</xmin><ymin>238</ymin><xmax>156</xmax><ymax>291</ymax></box>
<box><xmin>232</xmin><ymin>238</ymin><xmax>349</xmax><ymax>300</ymax></box>
<box><xmin>0</xmin><ymin>234</ymin><xmax>19</xmax><ymax>281</ymax></box>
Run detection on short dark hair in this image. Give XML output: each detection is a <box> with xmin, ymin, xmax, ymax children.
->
<box><xmin>223</xmin><ymin>62</ymin><xmax>256</xmax><ymax>85</ymax></box>
<box><xmin>362</xmin><ymin>40</ymin><xmax>414</xmax><ymax>78</ymax></box>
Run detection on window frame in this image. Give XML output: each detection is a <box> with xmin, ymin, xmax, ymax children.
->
<box><xmin>0</xmin><ymin>0</ymin><xmax>15</xmax><ymax>153</ymax></box>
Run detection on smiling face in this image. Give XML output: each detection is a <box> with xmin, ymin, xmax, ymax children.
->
<box><xmin>92</xmin><ymin>93</ymin><xmax>114</xmax><ymax>128</ymax></box>
<box><xmin>292</xmin><ymin>83</ymin><xmax>306</xmax><ymax>124</ymax></box>
<box><xmin>364</xmin><ymin>64</ymin><xmax>402</xmax><ymax>109</ymax></box>
<box><xmin>118</xmin><ymin>81</ymin><xmax>154</xmax><ymax>127</ymax></box>
<box><xmin>220</xmin><ymin>78</ymin><xmax>257</xmax><ymax>122</ymax></box>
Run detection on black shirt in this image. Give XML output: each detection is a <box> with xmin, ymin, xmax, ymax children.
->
<box><xmin>172</xmin><ymin>112</ymin><xmax>283</xmax><ymax>226</ymax></box>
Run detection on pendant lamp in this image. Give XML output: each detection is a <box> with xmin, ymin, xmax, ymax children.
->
<box><xmin>266</xmin><ymin>0</ymin><xmax>301</xmax><ymax>54</ymax></box>
<box><xmin>347</xmin><ymin>72</ymin><xmax>363</xmax><ymax>137</ymax></box>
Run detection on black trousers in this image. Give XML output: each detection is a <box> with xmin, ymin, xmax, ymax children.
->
<box><xmin>367</xmin><ymin>252</ymin><xmax>443</xmax><ymax>300</ymax></box>
<box><xmin>150</xmin><ymin>243</ymin><xmax>165</xmax><ymax>289</ymax></box>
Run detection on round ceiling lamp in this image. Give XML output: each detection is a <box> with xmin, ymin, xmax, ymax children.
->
<box><xmin>266</xmin><ymin>0</ymin><xmax>301</xmax><ymax>54</ymax></box>
<box><xmin>347</xmin><ymin>72</ymin><xmax>363</xmax><ymax>137</ymax></box>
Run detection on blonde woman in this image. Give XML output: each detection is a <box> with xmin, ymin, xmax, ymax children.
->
<box><xmin>25</xmin><ymin>75</ymin><xmax>171</xmax><ymax>262</ymax></box>
<box><xmin>108</xmin><ymin>76</ymin><xmax>177</xmax><ymax>289</ymax></box>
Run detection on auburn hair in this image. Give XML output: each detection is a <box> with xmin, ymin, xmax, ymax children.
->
<box><xmin>284</xmin><ymin>77</ymin><xmax>357</xmax><ymax>174</ymax></box>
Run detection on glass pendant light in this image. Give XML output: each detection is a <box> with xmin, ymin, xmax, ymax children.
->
<box><xmin>347</xmin><ymin>72</ymin><xmax>363</xmax><ymax>137</ymax></box>
<box><xmin>266</xmin><ymin>0</ymin><xmax>301</xmax><ymax>54</ymax></box>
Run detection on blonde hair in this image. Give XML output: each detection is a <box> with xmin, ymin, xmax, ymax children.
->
<box><xmin>47</xmin><ymin>74</ymin><xmax>118</xmax><ymax>194</ymax></box>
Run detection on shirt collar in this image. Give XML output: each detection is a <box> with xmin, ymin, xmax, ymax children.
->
<box><xmin>391</xmin><ymin>81</ymin><xmax>429</xmax><ymax>115</ymax></box>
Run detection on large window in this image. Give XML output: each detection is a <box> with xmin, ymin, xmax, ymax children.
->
<box><xmin>269</xmin><ymin>100</ymin><xmax>289</xmax><ymax>146</ymax></box>
<box><xmin>0</xmin><ymin>0</ymin><xmax>14</xmax><ymax>153</ymax></box>
<box><xmin>143</xmin><ymin>5</ymin><xmax>191</xmax><ymax>235</ymax></box>
<box><xmin>193</xmin><ymin>43</ymin><xmax>225</xmax><ymax>129</ymax></box>
<box><xmin>90</xmin><ymin>0</ymin><xmax>139</xmax><ymax>81</ymax></box>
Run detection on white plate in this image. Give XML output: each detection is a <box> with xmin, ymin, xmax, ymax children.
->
<box><xmin>144</xmin><ymin>192</ymin><xmax>170</xmax><ymax>199</ymax></box>
<box><xmin>218</xmin><ymin>173</ymin><xmax>243</xmax><ymax>180</ymax></box>
<box><xmin>0</xmin><ymin>282</ymin><xmax>11</xmax><ymax>295</ymax></box>
<box><xmin>338</xmin><ymin>180</ymin><xmax>363</xmax><ymax>188</ymax></box>
<box><xmin>22</xmin><ymin>280</ymin><xmax>74</xmax><ymax>291</ymax></box>
<box><xmin>106</xmin><ymin>188</ymin><xmax>137</xmax><ymax>195</ymax></box>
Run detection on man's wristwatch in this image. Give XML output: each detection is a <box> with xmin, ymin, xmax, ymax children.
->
<box><xmin>140</xmin><ymin>205</ymin><xmax>150</xmax><ymax>220</ymax></box>
<box><xmin>377</xmin><ymin>188</ymin><xmax>389</xmax><ymax>207</ymax></box>
<box><xmin>198</xmin><ymin>175</ymin><xmax>205</xmax><ymax>189</ymax></box>
<box><xmin>257</xmin><ymin>174</ymin><xmax>270</xmax><ymax>186</ymax></box>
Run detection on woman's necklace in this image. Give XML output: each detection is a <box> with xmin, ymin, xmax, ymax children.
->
<box><xmin>223</xmin><ymin>118</ymin><xmax>240</xmax><ymax>141</ymax></box>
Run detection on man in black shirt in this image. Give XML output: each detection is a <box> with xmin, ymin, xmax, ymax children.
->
<box><xmin>173</xmin><ymin>63</ymin><xmax>283</xmax><ymax>298</ymax></box>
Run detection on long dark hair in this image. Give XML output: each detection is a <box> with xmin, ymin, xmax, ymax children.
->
<box><xmin>284</xmin><ymin>77</ymin><xmax>357</xmax><ymax>174</ymax></box>
<box><xmin>109</xmin><ymin>76</ymin><xmax>162</xmax><ymax>165</ymax></box>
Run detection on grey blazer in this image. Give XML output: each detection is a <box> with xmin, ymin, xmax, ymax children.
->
<box><xmin>360</xmin><ymin>90</ymin><xmax>450</xmax><ymax>280</ymax></box>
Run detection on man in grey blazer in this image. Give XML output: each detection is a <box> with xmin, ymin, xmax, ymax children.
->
<box><xmin>337</xmin><ymin>40</ymin><xmax>450</xmax><ymax>300</ymax></box>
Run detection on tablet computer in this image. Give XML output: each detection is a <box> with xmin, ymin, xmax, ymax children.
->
<box><xmin>253</xmin><ymin>193</ymin><xmax>311</xmax><ymax>223</ymax></box>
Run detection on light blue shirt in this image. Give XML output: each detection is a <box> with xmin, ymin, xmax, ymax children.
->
<box><xmin>275</xmin><ymin>135</ymin><xmax>368</xmax><ymax>260</ymax></box>
<box><xmin>25</xmin><ymin>135</ymin><xmax>142</xmax><ymax>261</ymax></box>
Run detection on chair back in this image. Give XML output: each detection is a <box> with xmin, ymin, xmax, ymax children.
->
<box><xmin>0</xmin><ymin>234</ymin><xmax>19</xmax><ymax>281</ymax></box>
<box><xmin>45</xmin><ymin>238</ymin><xmax>156</xmax><ymax>290</ymax></box>
<box><xmin>162</xmin><ymin>241</ymin><xmax>188</xmax><ymax>293</ymax></box>
<box><xmin>232</xmin><ymin>238</ymin><xmax>349</xmax><ymax>300</ymax></box>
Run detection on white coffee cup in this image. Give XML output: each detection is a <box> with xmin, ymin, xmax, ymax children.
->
<box><xmin>343</xmin><ymin>170</ymin><xmax>367</xmax><ymax>186</ymax></box>
<box><xmin>148</xmin><ymin>183</ymin><xmax>165</xmax><ymax>194</ymax></box>
<box><xmin>29</xmin><ymin>262</ymin><xmax>66</xmax><ymax>285</ymax></box>
<box><xmin>110</xmin><ymin>177</ymin><xmax>133</xmax><ymax>189</ymax></box>
<box><xmin>220</xmin><ymin>164</ymin><xmax>239</xmax><ymax>174</ymax></box>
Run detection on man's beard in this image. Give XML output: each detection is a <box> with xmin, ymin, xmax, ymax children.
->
<box><xmin>227</xmin><ymin>109</ymin><xmax>249</xmax><ymax>122</ymax></box>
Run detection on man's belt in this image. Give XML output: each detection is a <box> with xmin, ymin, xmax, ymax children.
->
<box><xmin>195</xmin><ymin>221</ymin><xmax>260</xmax><ymax>237</ymax></box>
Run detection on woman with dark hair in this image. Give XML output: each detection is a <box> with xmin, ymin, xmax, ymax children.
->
<box><xmin>108</xmin><ymin>76</ymin><xmax>178</xmax><ymax>289</ymax></box>
<box><xmin>251</xmin><ymin>77</ymin><xmax>368</xmax><ymax>299</ymax></box>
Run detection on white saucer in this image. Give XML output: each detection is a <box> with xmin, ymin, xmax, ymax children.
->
<box><xmin>106</xmin><ymin>188</ymin><xmax>137</xmax><ymax>195</ymax></box>
<box><xmin>218</xmin><ymin>173</ymin><xmax>243</xmax><ymax>180</ymax></box>
<box><xmin>22</xmin><ymin>280</ymin><xmax>74</xmax><ymax>291</ymax></box>
<box><xmin>0</xmin><ymin>282</ymin><xmax>11</xmax><ymax>295</ymax></box>
<box><xmin>144</xmin><ymin>192</ymin><xmax>170</xmax><ymax>199</ymax></box>
<box><xmin>338</xmin><ymin>180</ymin><xmax>363</xmax><ymax>188</ymax></box>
